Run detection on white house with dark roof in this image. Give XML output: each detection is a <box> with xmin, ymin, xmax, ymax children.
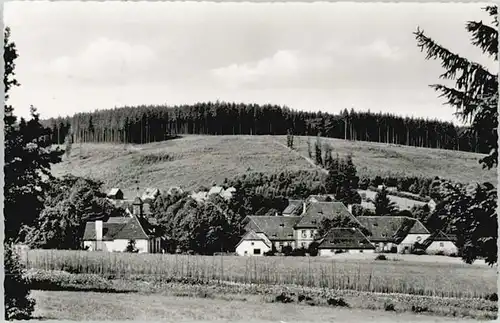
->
<box><xmin>83</xmin><ymin>196</ymin><xmax>162</xmax><ymax>253</ymax></box>
<box><xmin>237</xmin><ymin>200</ymin><xmax>362</xmax><ymax>254</ymax></box>
<box><xmin>422</xmin><ymin>231</ymin><xmax>458</xmax><ymax>255</ymax></box>
<box><xmin>294</xmin><ymin>202</ymin><xmax>362</xmax><ymax>249</ymax></box>
<box><xmin>107</xmin><ymin>188</ymin><xmax>124</xmax><ymax>200</ymax></box>
<box><xmin>235</xmin><ymin>230</ymin><xmax>272</xmax><ymax>256</ymax></box>
<box><xmin>357</xmin><ymin>216</ymin><xmax>430</xmax><ymax>253</ymax></box>
<box><xmin>317</xmin><ymin>227</ymin><xmax>375</xmax><ymax>256</ymax></box>
<box><xmin>242</xmin><ymin>215</ymin><xmax>301</xmax><ymax>251</ymax></box>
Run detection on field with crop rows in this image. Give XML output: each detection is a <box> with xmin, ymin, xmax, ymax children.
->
<box><xmin>22</xmin><ymin>249</ymin><xmax>496</xmax><ymax>300</ymax></box>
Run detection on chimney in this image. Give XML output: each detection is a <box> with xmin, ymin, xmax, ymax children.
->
<box><xmin>347</xmin><ymin>204</ymin><xmax>353</xmax><ymax>214</ymax></box>
<box><xmin>95</xmin><ymin>220</ymin><xmax>103</xmax><ymax>251</ymax></box>
<box><xmin>303</xmin><ymin>202</ymin><xmax>307</xmax><ymax>215</ymax></box>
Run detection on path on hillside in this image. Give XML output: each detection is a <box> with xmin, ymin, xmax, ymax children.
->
<box><xmin>273</xmin><ymin>140</ymin><xmax>328</xmax><ymax>175</ymax></box>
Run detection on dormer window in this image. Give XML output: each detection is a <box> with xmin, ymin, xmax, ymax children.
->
<box><xmin>279</xmin><ymin>223</ymin><xmax>284</xmax><ymax>227</ymax></box>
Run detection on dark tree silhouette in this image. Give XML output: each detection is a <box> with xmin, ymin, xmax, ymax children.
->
<box><xmin>374</xmin><ymin>187</ymin><xmax>398</xmax><ymax>216</ymax></box>
<box><xmin>414</xmin><ymin>6</ymin><xmax>498</xmax><ymax>168</ymax></box>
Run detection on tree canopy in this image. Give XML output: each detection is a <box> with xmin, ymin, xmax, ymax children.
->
<box><xmin>414</xmin><ymin>6</ymin><xmax>498</xmax><ymax>169</ymax></box>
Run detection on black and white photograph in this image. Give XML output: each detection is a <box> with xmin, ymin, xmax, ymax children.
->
<box><xmin>3</xmin><ymin>1</ymin><xmax>498</xmax><ymax>321</ymax></box>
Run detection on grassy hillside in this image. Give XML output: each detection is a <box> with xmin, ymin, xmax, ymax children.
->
<box><xmin>52</xmin><ymin>135</ymin><xmax>496</xmax><ymax>198</ymax></box>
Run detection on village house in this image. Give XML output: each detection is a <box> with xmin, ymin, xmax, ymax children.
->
<box><xmin>421</xmin><ymin>230</ymin><xmax>458</xmax><ymax>255</ymax></box>
<box><xmin>237</xmin><ymin>200</ymin><xmax>362</xmax><ymax>255</ymax></box>
<box><xmin>107</xmin><ymin>188</ymin><xmax>124</xmax><ymax>200</ymax></box>
<box><xmin>240</xmin><ymin>215</ymin><xmax>300</xmax><ymax>252</ymax></box>
<box><xmin>142</xmin><ymin>188</ymin><xmax>161</xmax><ymax>203</ymax></box>
<box><xmin>295</xmin><ymin>202</ymin><xmax>361</xmax><ymax>249</ymax></box>
<box><xmin>282</xmin><ymin>199</ymin><xmax>304</xmax><ymax>216</ymax></box>
<box><xmin>235</xmin><ymin>230</ymin><xmax>272</xmax><ymax>256</ymax></box>
<box><xmin>357</xmin><ymin>216</ymin><xmax>430</xmax><ymax>254</ymax></box>
<box><xmin>316</xmin><ymin>227</ymin><xmax>375</xmax><ymax>256</ymax></box>
<box><xmin>83</xmin><ymin>197</ymin><xmax>162</xmax><ymax>253</ymax></box>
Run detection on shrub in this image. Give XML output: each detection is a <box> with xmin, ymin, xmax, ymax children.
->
<box><xmin>275</xmin><ymin>293</ymin><xmax>293</xmax><ymax>303</ymax></box>
<box><xmin>4</xmin><ymin>245</ymin><xmax>35</xmax><ymax>320</ymax></box>
<box><xmin>327</xmin><ymin>297</ymin><xmax>349</xmax><ymax>307</ymax></box>
<box><xmin>282</xmin><ymin>246</ymin><xmax>293</xmax><ymax>256</ymax></box>
<box><xmin>263</xmin><ymin>250</ymin><xmax>275</xmax><ymax>256</ymax></box>
<box><xmin>435</xmin><ymin>250</ymin><xmax>445</xmax><ymax>256</ymax></box>
<box><xmin>375</xmin><ymin>255</ymin><xmax>387</xmax><ymax>261</ymax></box>
<box><xmin>411</xmin><ymin>305</ymin><xmax>429</xmax><ymax>313</ymax></box>
<box><xmin>384</xmin><ymin>302</ymin><xmax>396</xmax><ymax>311</ymax></box>
<box><xmin>485</xmin><ymin>293</ymin><xmax>498</xmax><ymax>302</ymax></box>
<box><xmin>298</xmin><ymin>294</ymin><xmax>313</xmax><ymax>302</ymax></box>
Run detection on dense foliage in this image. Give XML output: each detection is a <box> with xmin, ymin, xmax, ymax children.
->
<box><xmin>44</xmin><ymin>103</ymin><xmax>483</xmax><ymax>153</ymax></box>
<box><xmin>4</xmin><ymin>245</ymin><xmax>35</xmax><ymax>320</ymax></box>
<box><xmin>373</xmin><ymin>187</ymin><xmax>399</xmax><ymax>216</ymax></box>
<box><xmin>324</xmin><ymin>154</ymin><xmax>361</xmax><ymax>206</ymax></box>
<box><xmin>427</xmin><ymin>181</ymin><xmax>497</xmax><ymax>265</ymax></box>
<box><xmin>24</xmin><ymin>175</ymin><xmax>123</xmax><ymax>250</ymax></box>
<box><xmin>415</xmin><ymin>6</ymin><xmax>498</xmax><ymax>265</ymax></box>
<box><xmin>151</xmin><ymin>193</ymin><xmax>243</xmax><ymax>254</ymax></box>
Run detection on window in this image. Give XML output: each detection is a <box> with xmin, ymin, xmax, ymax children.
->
<box><xmin>360</xmin><ymin>250</ymin><xmax>363</xmax><ymax>253</ymax></box>
<box><xmin>439</xmin><ymin>242</ymin><xmax>444</xmax><ymax>247</ymax></box>
<box><xmin>244</xmin><ymin>251</ymin><xmax>248</xmax><ymax>255</ymax></box>
<box><xmin>253</xmin><ymin>249</ymin><xmax>261</xmax><ymax>255</ymax></box>
<box><xmin>301</xmin><ymin>230</ymin><xmax>307</xmax><ymax>238</ymax></box>
<box><xmin>251</xmin><ymin>242</ymin><xmax>254</xmax><ymax>246</ymax></box>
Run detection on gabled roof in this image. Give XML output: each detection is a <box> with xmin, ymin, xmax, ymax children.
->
<box><xmin>236</xmin><ymin>230</ymin><xmax>272</xmax><ymax>248</ymax></box>
<box><xmin>318</xmin><ymin>227</ymin><xmax>375</xmax><ymax>250</ymax></box>
<box><xmin>83</xmin><ymin>215</ymin><xmax>150</xmax><ymax>241</ymax></box>
<box><xmin>142</xmin><ymin>188</ymin><xmax>160</xmax><ymax>201</ymax></box>
<box><xmin>296</xmin><ymin>202</ymin><xmax>359</xmax><ymax>228</ymax></box>
<box><xmin>283</xmin><ymin>199</ymin><xmax>303</xmax><ymax>215</ymax></box>
<box><xmin>357</xmin><ymin>216</ymin><xmax>429</xmax><ymax>243</ymax></box>
<box><xmin>208</xmin><ymin>186</ymin><xmax>224</xmax><ymax>195</ymax></box>
<box><xmin>107</xmin><ymin>188</ymin><xmax>123</xmax><ymax>197</ymax></box>
<box><xmin>244</xmin><ymin>216</ymin><xmax>301</xmax><ymax>241</ymax></box>
<box><xmin>421</xmin><ymin>230</ymin><xmax>457</xmax><ymax>248</ymax></box>
<box><xmin>307</xmin><ymin>195</ymin><xmax>336</xmax><ymax>203</ymax></box>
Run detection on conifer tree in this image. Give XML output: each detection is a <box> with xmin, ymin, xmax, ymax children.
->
<box><xmin>414</xmin><ymin>6</ymin><xmax>498</xmax><ymax>169</ymax></box>
<box><xmin>307</xmin><ymin>138</ymin><xmax>313</xmax><ymax>158</ymax></box>
<box><xmin>374</xmin><ymin>186</ymin><xmax>398</xmax><ymax>216</ymax></box>
<box><xmin>314</xmin><ymin>135</ymin><xmax>323</xmax><ymax>166</ymax></box>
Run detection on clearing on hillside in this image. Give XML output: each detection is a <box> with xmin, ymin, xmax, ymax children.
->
<box><xmin>52</xmin><ymin>135</ymin><xmax>496</xmax><ymax>197</ymax></box>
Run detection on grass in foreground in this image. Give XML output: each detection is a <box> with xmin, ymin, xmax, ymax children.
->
<box><xmin>22</xmin><ymin>249</ymin><xmax>497</xmax><ymax>300</ymax></box>
<box><xmin>31</xmin><ymin>289</ymin><xmax>489</xmax><ymax>322</ymax></box>
<box><xmin>26</xmin><ymin>269</ymin><xmax>497</xmax><ymax>320</ymax></box>
<box><xmin>52</xmin><ymin>135</ymin><xmax>496</xmax><ymax>196</ymax></box>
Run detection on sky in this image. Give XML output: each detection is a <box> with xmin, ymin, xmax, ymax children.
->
<box><xmin>4</xmin><ymin>2</ymin><xmax>497</xmax><ymax>123</ymax></box>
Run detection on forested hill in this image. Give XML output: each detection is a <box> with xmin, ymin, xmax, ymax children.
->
<box><xmin>42</xmin><ymin>102</ymin><xmax>485</xmax><ymax>154</ymax></box>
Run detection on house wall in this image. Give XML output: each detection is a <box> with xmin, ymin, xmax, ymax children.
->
<box><xmin>426</xmin><ymin>241</ymin><xmax>458</xmax><ymax>255</ymax></box>
<box><xmin>236</xmin><ymin>240</ymin><xmax>271</xmax><ymax>256</ymax></box>
<box><xmin>294</xmin><ymin>228</ymin><xmax>317</xmax><ymax>249</ymax></box>
<box><xmin>398</xmin><ymin>233</ymin><xmax>431</xmax><ymax>253</ymax></box>
<box><xmin>272</xmin><ymin>240</ymin><xmax>297</xmax><ymax>250</ymax></box>
<box><xmin>318</xmin><ymin>249</ymin><xmax>375</xmax><ymax>256</ymax></box>
<box><xmin>375</xmin><ymin>242</ymin><xmax>398</xmax><ymax>252</ymax></box>
<box><xmin>84</xmin><ymin>239</ymin><xmax>149</xmax><ymax>253</ymax></box>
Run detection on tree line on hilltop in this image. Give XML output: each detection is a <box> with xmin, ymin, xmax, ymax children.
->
<box><xmin>43</xmin><ymin>103</ymin><xmax>486</xmax><ymax>154</ymax></box>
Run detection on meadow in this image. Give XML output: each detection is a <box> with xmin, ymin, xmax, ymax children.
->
<box><xmin>31</xmin><ymin>290</ymin><xmax>481</xmax><ymax>322</ymax></box>
<box><xmin>52</xmin><ymin>135</ymin><xmax>496</xmax><ymax>197</ymax></box>
<box><xmin>22</xmin><ymin>249</ymin><xmax>497</xmax><ymax>300</ymax></box>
